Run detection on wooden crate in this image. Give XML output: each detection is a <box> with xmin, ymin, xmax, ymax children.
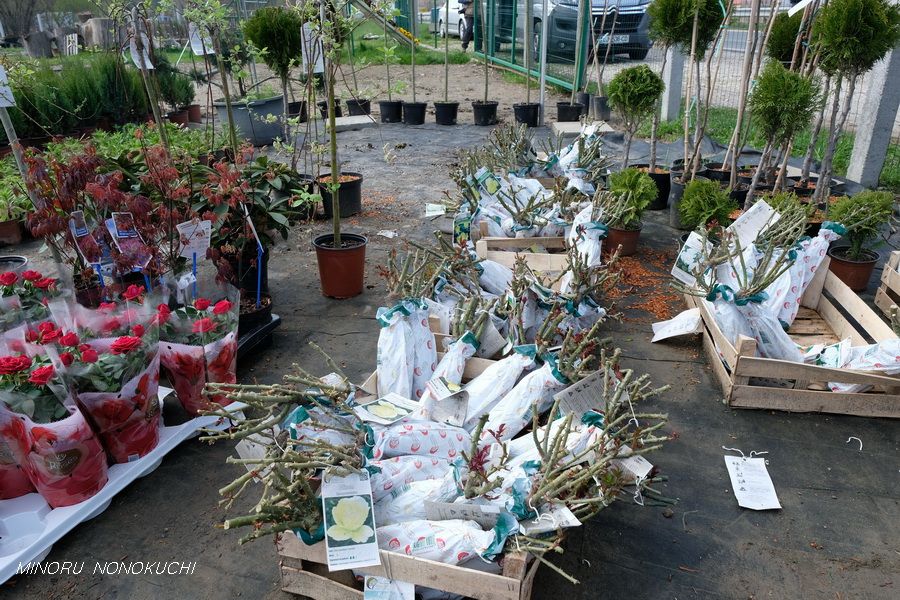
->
<box><xmin>686</xmin><ymin>257</ymin><xmax>900</xmax><ymax>418</ymax></box>
<box><xmin>277</xmin><ymin>532</ymin><xmax>538</xmax><ymax>600</ymax></box>
<box><xmin>474</xmin><ymin>235</ymin><xmax>568</xmax><ymax>277</ymax></box>
<box><xmin>874</xmin><ymin>251</ymin><xmax>900</xmax><ymax>318</ymax></box>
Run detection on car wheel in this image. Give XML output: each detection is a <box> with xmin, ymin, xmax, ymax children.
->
<box><xmin>628</xmin><ymin>47</ymin><xmax>649</xmax><ymax>60</ymax></box>
<box><xmin>439</xmin><ymin>19</ymin><xmax>445</xmax><ymax>38</ymax></box>
<box><xmin>532</xmin><ymin>20</ymin><xmax>542</xmax><ymax>63</ymax></box>
<box><xmin>458</xmin><ymin>20</ymin><xmax>464</xmax><ymax>39</ymax></box>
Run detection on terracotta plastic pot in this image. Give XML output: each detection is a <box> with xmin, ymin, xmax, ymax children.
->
<box><xmin>513</xmin><ymin>103</ymin><xmax>540</xmax><ymax>127</ymax></box>
<box><xmin>167</xmin><ymin>110</ymin><xmax>189</xmax><ymax>126</ymax></box>
<box><xmin>313</xmin><ymin>233</ymin><xmax>367</xmax><ymax>299</ymax></box>
<box><xmin>472</xmin><ymin>101</ymin><xmax>498</xmax><ymax>126</ymax></box>
<box><xmin>827</xmin><ymin>247</ymin><xmax>878</xmax><ymax>292</ymax></box>
<box><xmin>187</xmin><ymin>104</ymin><xmax>202</xmax><ymax>123</ymax></box>
<box><xmin>379</xmin><ymin>100</ymin><xmax>403</xmax><ymax>123</ymax></box>
<box><xmin>556</xmin><ymin>102</ymin><xmax>583</xmax><ymax>122</ymax></box>
<box><xmin>606</xmin><ymin>225</ymin><xmax>641</xmax><ymax>257</ymax></box>
<box><xmin>434</xmin><ymin>101</ymin><xmax>459</xmax><ymax>126</ymax></box>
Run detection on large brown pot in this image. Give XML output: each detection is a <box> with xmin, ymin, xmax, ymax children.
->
<box><xmin>606</xmin><ymin>224</ymin><xmax>642</xmax><ymax>257</ymax></box>
<box><xmin>827</xmin><ymin>247</ymin><xmax>878</xmax><ymax>292</ymax></box>
<box><xmin>313</xmin><ymin>233</ymin><xmax>367</xmax><ymax>299</ymax></box>
<box><xmin>187</xmin><ymin>104</ymin><xmax>202</xmax><ymax>123</ymax></box>
<box><xmin>167</xmin><ymin>110</ymin><xmax>189</xmax><ymax>126</ymax></box>
<box><xmin>0</xmin><ymin>220</ymin><xmax>23</xmax><ymax>246</ymax></box>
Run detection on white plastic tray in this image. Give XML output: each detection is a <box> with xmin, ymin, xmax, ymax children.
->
<box><xmin>0</xmin><ymin>387</ymin><xmax>245</xmax><ymax>583</ymax></box>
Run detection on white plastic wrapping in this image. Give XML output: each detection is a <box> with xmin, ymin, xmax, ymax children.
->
<box><xmin>480</xmin><ymin>361</ymin><xmax>569</xmax><ymax>443</ymax></box>
<box><xmin>828</xmin><ymin>338</ymin><xmax>900</xmax><ymax>393</ymax></box>
<box><xmin>367</xmin><ymin>456</ymin><xmax>453</xmax><ymax>502</ymax></box>
<box><xmin>477</xmin><ymin>259</ymin><xmax>514</xmax><ymax>296</ymax></box>
<box><xmin>371</xmin><ymin>421</ymin><xmax>472</xmax><ymax>461</ymax></box>
<box><xmin>463</xmin><ymin>352</ymin><xmax>534</xmax><ymax>430</ymax></box>
<box><xmin>408</xmin><ymin>301</ymin><xmax>438</xmax><ymax>401</ymax></box>
<box><xmin>711</xmin><ymin>298</ymin><xmax>803</xmax><ymax>362</ymax></box>
<box><xmin>419</xmin><ymin>333</ymin><xmax>479</xmax><ymax>419</ymax></box>
<box><xmin>376</xmin><ymin>304</ymin><xmax>416</xmax><ymax>399</ymax></box>
<box><xmin>376</xmin><ymin>519</ymin><xmax>496</xmax><ymax>565</ymax></box>
<box><xmin>374</xmin><ymin>468</ymin><xmax>462</xmax><ymax>526</ymax></box>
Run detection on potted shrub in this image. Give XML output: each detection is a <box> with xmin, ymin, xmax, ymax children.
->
<box><xmin>403</xmin><ymin>10</ymin><xmax>427</xmax><ymax>126</ymax></box>
<box><xmin>606</xmin><ymin>65</ymin><xmax>664</xmax><ymax>169</ymax></box>
<box><xmin>171</xmin><ymin>74</ymin><xmax>197</xmax><ymax>126</ymax></box>
<box><xmin>0</xmin><ymin>169</ymin><xmax>28</xmax><ymax>246</ymax></box>
<box><xmin>59</xmin><ymin>58</ymin><xmax>102</xmax><ymax>135</ymax></box>
<box><xmin>310</xmin><ymin>0</ymin><xmax>367</xmax><ymax>299</ymax></box>
<box><xmin>808</xmin><ymin>0</ymin><xmax>900</xmax><ymax>204</ymax></box>
<box><xmin>434</xmin><ymin>0</ymin><xmax>459</xmax><ymax>126</ymax></box>
<box><xmin>472</xmin><ymin>0</ymin><xmax>498</xmax><ymax>125</ymax></box>
<box><xmin>243</xmin><ymin>6</ymin><xmax>305</xmax><ymax>143</ymax></box>
<box><xmin>513</xmin><ymin>0</ymin><xmax>539</xmax><ymax>127</ymax></box>
<box><xmin>827</xmin><ymin>191</ymin><xmax>895</xmax><ymax>291</ymax></box>
<box><xmin>600</xmin><ymin>168</ymin><xmax>657</xmax><ymax>256</ymax></box>
<box><xmin>766</xmin><ymin>11</ymin><xmax>803</xmax><ymax>66</ymax></box>
<box><xmin>678</xmin><ymin>178</ymin><xmax>738</xmax><ymax>231</ymax></box>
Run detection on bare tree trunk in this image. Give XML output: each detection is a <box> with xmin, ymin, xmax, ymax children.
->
<box><xmin>623</xmin><ymin>130</ymin><xmax>633</xmax><ymax>169</ymax></box>
<box><xmin>747</xmin><ymin>139</ymin><xmax>773</xmax><ymax>203</ymax></box>
<box><xmin>815</xmin><ymin>73</ymin><xmax>857</xmax><ymax>206</ymax></box>
<box><xmin>800</xmin><ymin>74</ymin><xmax>831</xmax><ymax>183</ymax></box>
<box><xmin>648</xmin><ymin>47</ymin><xmax>669</xmax><ymax>173</ymax></box>
<box><xmin>773</xmin><ymin>139</ymin><xmax>793</xmax><ymax>191</ymax></box>
<box><xmin>727</xmin><ymin>0</ymin><xmax>761</xmax><ymax>188</ymax></box>
<box><xmin>752</xmin><ymin>0</ymin><xmax>779</xmax><ymax>80</ymax></box>
<box><xmin>683</xmin><ymin>9</ymin><xmax>699</xmax><ymax>176</ymax></box>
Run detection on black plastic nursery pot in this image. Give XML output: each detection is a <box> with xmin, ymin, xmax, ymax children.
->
<box><xmin>434</xmin><ymin>101</ymin><xmax>459</xmax><ymax>125</ymax></box>
<box><xmin>730</xmin><ymin>184</ymin><xmax>749</xmax><ymax>209</ymax></box>
<box><xmin>705</xmin><ymin>162</ymin><xmax>732</xmax><ymax>182</ymax></box>
<box><xmin>592</xmin><ymin>96</ymin><xmax>611</xmax><ymax>121</ymax></box>
<box><xmin>0</xmin><ymin>255</ymin><xmax>28</xmax><ymax>272</ymax></box>
<box><xmin>575</xmin><ymin>92</ymin><xmax>591</xmax><ymax>116</ymax></box>
<box><xmin>346</xmin><ymin>99</ymin><xmax>371</xmax><ymax>116</ymax></box>
<box><xmin>669</xmin><ymin>176</ymin><xmax>688</xmax><ymax>229</ymax></box>
<box><xmin>402</xmin><ymin>102</ymin><xmax>427</xmax><ymax>125</ymax></box>
<box><xmin>317</xmin><ymin>100</ymin><xmax>343</xmax><ymax>119</ymax></box>
<box><xmin>318</xmin><ymin>172</ymin><xmax>364</xmax><ymax>218</ymax></box>
<box><xmin>557</xmin><ymin>102</ymin><xmax>583</xmax><ymax>122</ymax></box>
<box><xmin>313</xmin><ymin>234</ymin><xmax>367</xmax><ymax>299</ymax></box>
<box><xmin>513</xmin><ymin>103</ymin><xmax>540</xmax><ymax>127</ymax></box>
<box><xmin>472</xmin><ymin>101</ymin><xmax>498</xmax><ymax>126</ymax></box>
<box><xmin>288</xmin><ymin>101</ymin><xmax>308</xmax><ymax>122</ymax></box>
<box><xmin>379</xmin><ymin>100</ymin><xmax>403</xmax><ymax>123</ymax></box>
<box><xmin>225</xmin><ymin>247</ymin><xmax>270</xmax><ymax>295</ymax></box>
<box><xmin>631</xmin><ymin>164</ymin><xmax>671</xmax><ymax>211</ymax></box>
<box><xmin>238</xmin><ymin>293</ymin><xmax>274</xmax><ymax>335</ymax></box>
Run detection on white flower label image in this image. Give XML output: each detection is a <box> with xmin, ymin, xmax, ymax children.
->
<box><xmin>321</xmin><ymin>470</ymin><xmax>381</xmax><ymax>571</ymax></box>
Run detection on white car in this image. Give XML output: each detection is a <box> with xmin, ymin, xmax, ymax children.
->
<box><xmin>437</xmin><ymin>0</ymin><xmax>466</xmax><ymax>38</ymax></box>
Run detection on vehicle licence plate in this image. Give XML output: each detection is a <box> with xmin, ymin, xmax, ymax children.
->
<box><xmin>598</xmin><ymin>34</ymin><xmax>630</xmax><ymax>44</ymax></box>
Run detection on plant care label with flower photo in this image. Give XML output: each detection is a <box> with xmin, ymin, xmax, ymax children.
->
<box><xmin>425</xmin><ymin>377</ymin><xmax>468</xmax><ymax>427</ymax></box>
<box><xmin>322</xmin><ymin>470</ymin><xmax>381</xmax><ymax>571</ymax></box>
<box><xmin>0</xmin><ymin>65</ymin><xmax>14</xmax><ymax>107</ymax></box>
<box><xmin>354</xmin><ymin>393</ymin><xmax>419</xmax><ymax>426</ymax></box>
<box><xmin>671</xmin><ymin>231</ymin><xmax>711</xmax><ymax>288</ymax></box>
<box><xmin>363</xmin><ymin>576</ymin><xmax>414</xmax><ymax>600</ymax></box>
<box><xmin>176</xmin><ymin>219</ymin><xmax>212</xmax><ymax>259</ymax></box>
<box><xmin>726</xmin><ymin>200</ymin><xmax>779</xmax><ymax>249</ymax></box>
<box><xmin>724</xmin><ymin>455</ymin><xmax>781</xmax><ymax>511</ymax></box>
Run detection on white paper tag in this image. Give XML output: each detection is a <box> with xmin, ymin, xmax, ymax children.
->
<box><xmin>519</xmin><ymin>504</ymin><xmax>581</xmax><ymax>535</ymax></box>
<box><xmin>726</xmin><ymin>200</ymin><xmax>779</xmax><ymax>248</ymax></box>
<box><xmin>611</xmin><ymin>445</ymin><xmax>654</xmax><ymax>482</ymax></box>
<box><xmin>424</xmin><ymin>500</ymin><xmax>504</xmax><ymax>529</ymax></box>
<box><xmin>553</xmin><ymin>369</ymin><xmax>607</xmax><ymax>416</ymax></box>
<box><xmin>176</xmin><ymin>219</ymin><xmax>212</xmax><ymax>259</ymax></box>
<box><xmin>671</xmin><ymin>231</ymin><xmax>709</xmax><ymax>288</ymax></box>
<box><xmin>476</xmin><ymin>319</ymin><xmax>507</xmax><ymax>359</ymax></box>
<box><xmin>364</xmin><ymin>576</ymin><xmax>414</xmax><ymax>600</ymax></box>
<box><xmin>651</xmin><ymin>308</ymin><xmax>703</xmax><ymax>342</ymax></box>
<box><xmin>322</xmin><ymin>470</ymin><xmax>381</xmax><ymax>571</ymax></box>
<box><xmin>424</xmin><ymin>203</ymin><xmax>446</xmax><ymax>217</ymax></box>
<box><xmin>426</xmin><ymin>378</ymin><xmax>468</xmax><ymax>427</ymax></box>
<box><xmin>354</xmin><ymin>393</ymin><xmax>419</xmax><ymax>426</ymax></box>
<box><xmin>0</xmin><ymin>66</ymin><xmax>14</xmax><ymax>108</ymax></box>
<box><xmin>724</xmin><ymin>456</ymin><xmax>781</xmax><ymax>511</ymax></box>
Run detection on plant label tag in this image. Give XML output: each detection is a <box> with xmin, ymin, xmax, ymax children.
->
<box><xmin>0</xmin><ymin>66</ymin><xmax>14</xmax><ymax>107</ymax></box>
<box><xmin>354</xmin><ymin>393</ymin><xmax>419</xmax><ymax>426</ymax></box>
<box><xmin>424</xmin><ymin>203</ymin><xmax>446</xmax><ymax>217</ymax></box>
<box><xmin>424</xmin><ymin>500</ymin><xmax>505</xmax><ymax>529</ymax></box>
<box><xmin>234</xmin><ymin>429</ymin><xmax>279</xmax><ymax>476</ymax></box>
<box><xmin>671</xmin><ymin>231</ymin><xmax>710</xmax><ymax>288</ymax></box>
<box><xmin>519</xmin><ymin>504</ymin><xmax>581</xmax><ymax>536</ymax></box>
<box><xmin>188</xmin><ymin>22</ymin><xmax>215</xmax><ymax>55</ymax></box>
<box><xmin>176</xmin><ymin>219</ymin><xmax>212</xmax><ymax>259</ymax></box>
<box><xmin>651</xmin><ymin>308</ymin><xmax>703</xmax><ymax>342</ymax></box>
<box><xmin>107</xmin><ymin>213</ymin><xmax>151</xmax><ymax>269</ymax></box>
<box><xmin>727</xmin><ymin>200</ymin><xmax>779</xmax><ymax>248</ymax></box>
<box><xmin>476</xmin><ymin>319</ymin><xmax>507</xmax><ymax>359</ymax></box>
<box><xmin>474</xmin><ymin>167</ymin><xmax>502</xmax><ymax>196</ymax></box>
<box><xmin>363</xmin><ymin>576</ymin><xmax>414</xmax><ymax>600</ymax></box>
<box><xmin>321</xmin><ymin>470</ymin><xmax>381</xmax><ymax>571</ymax></box>
<box><xmin>724</xmin><ymin>455</ymin><xmax>781</xmax><ymax>511</ymax></box>
<box><xmin>611</xmin><ymin>445</ymin><xmax>654</xmax><ymax>482</ymax></box>
<box><xmin>553</xmin><ymin>369</ymin><xmax>608</xmax><ymax>416</ymax></box>
<box><xmin>426</xmin><ymin>378</ymin><xmax>468</xmax><ymax>427</ymax></box>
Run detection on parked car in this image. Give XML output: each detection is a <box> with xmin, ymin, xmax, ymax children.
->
<box><xmin>438</xmin><ymin>0</ymin><xmax>467</xmax><ymax>38</ymax></box>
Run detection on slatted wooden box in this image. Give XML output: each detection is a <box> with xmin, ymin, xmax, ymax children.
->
<box><xmin>685</xmin><ymin>257</ymin><xmax>900</xmax><ymax>418</ymax></box>
<box><xmin>874</xmin><ymin>251</ymin><xmax>900</xmax><ymax>319</ymax></box>
<box><xmin>277</xmin><ymin>532</ymin><xmax>538</xmax><ymax>600</ymax></box>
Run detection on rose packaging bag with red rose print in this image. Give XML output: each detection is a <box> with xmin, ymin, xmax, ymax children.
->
<box><xmin>0</xmin><ymin>403</ymin><xmax>35</xmax><ymax>499</ymax></box>
<box><xmin>159</xmin><ymin>276</ymin><xmax>239</xmax><ymax>416</ymax></box>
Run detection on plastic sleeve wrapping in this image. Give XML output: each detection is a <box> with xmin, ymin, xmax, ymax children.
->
<box><xmin>480</xmin><ymin>362</ymin><xmax>569</xmax><ymax>443</ymax></box>
<box><xmin>463</xmin><ymin>353</ymin><xmax>532</xmax><ymax>430</ymax></box>
<box><xmin>366</xmin><ymin>455</ymin><xmax>453</xmax><ymax>502</ymax></box>
<box><xmin>376</xmin><ymin>304</ymin><xmax>416</xmax><ymax>399</ymax></box>
<box><xmin>372</xmin><ymin>421</ymin><xmax>472</xmax><ymax>461</ymax></box>
<box><xmin>373</xmin><ymin>467</ymin><xmax>462</xmax><ymax>526</ymax></box>
<box><xmin>0</xmin><ymin>405</ymin><xmax>35</xmax><ymax>499</ymax></box>
<box><xmin>376</xmin><ymin>519</ymin><xmax>501</xmax><ymax>565</ymax></box>
<box><xmin>407</xmin><ymin>302</ymin><xmax>438</xmax><ymax>401</ymax></box>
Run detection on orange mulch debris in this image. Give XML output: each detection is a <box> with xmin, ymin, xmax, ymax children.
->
<box><xmin>606</xmin><ymin>247</ymin><xmax>682</xmax><ymax>321</ymax></box>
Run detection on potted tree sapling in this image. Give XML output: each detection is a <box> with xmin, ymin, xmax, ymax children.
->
<box><xmin>472</xmin><ymin>0</ymin><xmax>498</xmax><ymax>125</ymax></box>
<box><xmin>434</xmin><ymin>0</ymin><xmax>459</xmax><ymax>125</ymax></box>
<box><xmin>599</xmin><ymin>168</ymin><xmax>657</xmax><ymax>255</ymax></box>
<box><xmin>557</xmin><ymin>0</ymin><xmax>587</xmax><ymax>122</ymax></box>
<box><xmin>378</xmin><ymin>3</ymin><xmax>404</xmax><ymax>123</ymax></box>
<box><xmin>678</xmin><ymin>178</ymin><xmax>738</xmax><ymax>231</ymax></box>
<box><xmin>746</xmin><ymin>60</ymin><xmax>819</xmax><ymax>202</ymax></box>
<box><xmin>827</xmin><ymin>191</ymin><xmax>895</xmax><ymax>291</ymax></box>
<box><xmin>403</xmin><ymin>5</ymin><xmax>427</xmax><ymax>126</ymax></box>
<box><xmin>808</xmin><ymin>0</ymin><xmax>900</xmax><ymax>205</ymax></box>
<box><xmin>243</xmin><ymin>6</ymin><xmax>305</xmax><ymax>144</ymax></box>
<box><xmin>766</xmin><ymin>11</ymin><xmax>803</xmax><ymax>66</ymax></box>
<box><xmin>513</xmin><ymin>0</ymin><xmax>540</xmax><ymax>127</ymax></box>
<box><xmin>310</xmin><ymin>0</ymin><xmax>367</xmax><ymax>298</ymax></box>
<box><xmin>606</xmin><ymin>65</ymin><xmax>664</xmax><ymax>169</ymax></box>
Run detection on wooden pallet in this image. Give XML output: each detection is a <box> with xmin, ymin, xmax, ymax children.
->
<box><xmin>686</xmin><ymin>257</ymin><xmax>900</xmax><ymax>418</ymax></box>
<box><xmin>874</xmin><ymin>251</ymin><xmax>900</xmax><ymax>319</ymax></box>
<box><xmin>277</xmin><ymin>532</ymin><xmax>538</xmax><ymax>600</ymax></box>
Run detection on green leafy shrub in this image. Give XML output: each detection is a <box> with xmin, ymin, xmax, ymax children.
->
<box><xmin>59</xmin><ymin>58</ymin><xmax>102</xmax><ymax>126</ymax></box>
<box><xmin>766</xmin><ymin>12</ymin><xmax>803</xmax><ymax>64</ymax></box>
<box><xmin>607</xmin><ymin>65</ymin><xmax>664</xmax><ymax>167</ymax></box>
<box><xmin>648</xmin><ymin>0</ymin><xmax>694</xmax><ymax>48</ymax></box>
<box><xmin>605</xmin><ymin>168</ymin><xmax>657</xmax><ymax>229</ymax></box>
<box><xmin>749</xmin><ymin>61</ymin><xmax>819</xmax><ymax>148</ymax></box>
<box><xmin>829</xmin><ymin>191</ymin><xmax>895</xmax><ymax>260</ymax></box>
<box><xmin>92</xmin><ymin>53</ymin><xmax>149</xmax><ymax>124</ymax></box>
<box><xmin>243</xmin><ymin>7</ymin><xmax>304</xmax><ymax>83</ymax></box>
<box><xmin>0</xmin><ymin>158</ymin><xmax>30</xmax><ymax>222</ymax></box>
<box><xmin>679</xmin><ymin>179</ymin><xmax>738</xmax><ymax>228</ymax></box>
<box><xmin>812</xmin><ymin>0</ymin><xmax>900</xmax><ymax>76</ymax></box>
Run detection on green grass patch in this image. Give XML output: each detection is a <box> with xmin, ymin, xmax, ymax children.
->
<box><xmin>341</xmin><ymin>21</ymin><xmax>470</xmax><ymax>66</ymax></box>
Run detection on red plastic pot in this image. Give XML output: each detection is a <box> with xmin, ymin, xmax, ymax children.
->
<box><xmin>313</xmin><ymin>233</ymin><xmax>367</xmax><ymax>299</ymax></box>
<box><xmin>187</xmin><ymin>104</ymin><xmax>202</xmax><ymax>123</ymax></box>
<box><xmin>827</xmin><ymin>247</ymin><xmax>878</xmax><ymax>292</ymax></box>
<box><xmin>606</xmin><ymin>225</ymin><xmax>642</xmax><ymax>257</ymax></box>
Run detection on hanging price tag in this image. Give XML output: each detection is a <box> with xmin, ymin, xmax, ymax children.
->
<box><xmin>176</xmin><ymin>219</ymin><xmax>212</xmax><ymax>259</ymax></box>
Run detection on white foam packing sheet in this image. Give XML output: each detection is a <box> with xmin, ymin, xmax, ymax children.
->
<box><xmin>0</xmin><ymin>387</ymin><xmax>246</xmax><ymax>584</ymax></box>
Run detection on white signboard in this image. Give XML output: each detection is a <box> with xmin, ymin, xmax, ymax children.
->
<box><xmin>0</xmin><ymin>66</ymin><xmax>14</xmax><ymax>108</ymax></box>
<box><xmin>189</xmin><ymin>22</ymin><xmax>215</xmax><ymax>56</ymax></box>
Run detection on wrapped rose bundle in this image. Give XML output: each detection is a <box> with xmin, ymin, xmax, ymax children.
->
<box><xmin>159</xmin><ymin>281</ymin><xmax>239</xmax><ymax>415</ymax></box>
<box><xmin>366</xmin><ymin>456</ymin><xmax>453</xmax><ymax>502</ymax></box>
<box><xmin>0</xmin><ymin>352</ymin><xmax>108</xmax><ymax>507</ymax></box>
<box><xmin>376</xmin><ymin>517</ymin><xmax>515</xmax><ymax>564</ymax></box>
<box><xmin>0</xmin><ymin>402</ymin><xmax>34</xmax><ymax>499</ymax></box>
<box><xmin>372</xmin><ymin>421</ymin><xmax>471</xmax><ymax>461</ymax></box>
<box><xmin>59</xmin><ymin>292</ymin><xmax>162</xmax><ymax>463</ymax></box>
<box><xmin>0</xmin><ymin>269</ymin><xmax>64</xmax><ymax>323</ymax></box>
<box><xmin>375</xmin><ymin>300</ymin><xmax>437</xmax><ymax>401</ymax></box>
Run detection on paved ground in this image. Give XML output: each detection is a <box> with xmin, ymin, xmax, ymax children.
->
<box><xmin>2</xmin><ymin>121</ymin><xmax>899</xmax><ymax>600</ymax></box>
